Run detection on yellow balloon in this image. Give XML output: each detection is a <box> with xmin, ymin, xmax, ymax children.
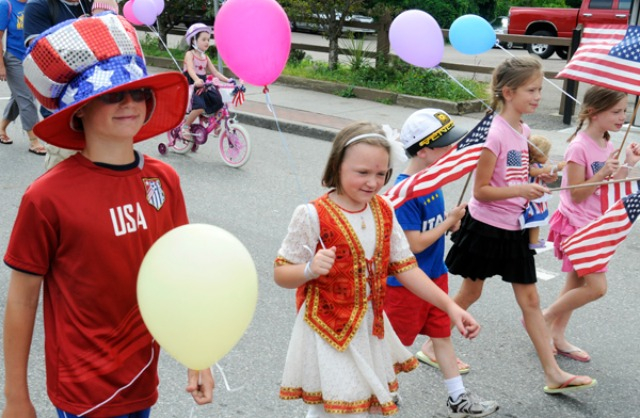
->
<box><xmin>137</xmin><ymin>223</ymin><xmax>258</xmax><ymax>370</ymax></box>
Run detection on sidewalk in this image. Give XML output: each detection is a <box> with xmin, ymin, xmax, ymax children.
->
<box><xmin>231</xmin><ymin>82</ymin><xmax>580</xmax><ymax>159</ymax></box>
<box><xmin>225</xmin><ymin>80</ymin><xmax>640</xmax><ymax>165</ymax></box>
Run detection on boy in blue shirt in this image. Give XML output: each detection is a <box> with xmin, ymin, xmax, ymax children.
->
<box><xmin>384</xmin><ymin>109</ymin><xmax>498</xmax><ymax>417</ymax></box>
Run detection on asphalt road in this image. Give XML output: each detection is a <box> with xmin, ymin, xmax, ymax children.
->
<box><xmin>1</xmin><ymin>120</ymin><xmax>639</xmax><ymax>417</ymax></box>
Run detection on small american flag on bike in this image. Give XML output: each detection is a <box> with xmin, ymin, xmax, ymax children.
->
<box><xmin>232</xmin><ymin>85</ymin><xmax>246</xmax><ymax>107</ymax></box>
<box><xmin>600</xmin><ymin>179</ymin><xmax>640</xmax><ymax>212</ymax></box>
<box><xmin>384</xmin><ymin>112</ymin><xmax>494</xmax><ymax>209</ymax></box>
<box><xmin>562</xmin><ymin>190</ymin><xmax>640</xmax><ymax>277</ymax></box>
<box><xmin>557</xmin><ymin>24</ymin><xmax>640</xmax><ymax>96</ymax></box>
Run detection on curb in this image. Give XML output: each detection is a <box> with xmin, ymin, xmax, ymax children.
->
<box><xmin>234</xmin><ymin>111</ymin><xmax>338</xmax><ymax>142</ymax></box>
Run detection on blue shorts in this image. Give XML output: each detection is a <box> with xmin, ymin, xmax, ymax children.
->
<box><xmin>57</xmin><ymin>408</ymin><xmax>151</xmax><ymax>418</ymax></box>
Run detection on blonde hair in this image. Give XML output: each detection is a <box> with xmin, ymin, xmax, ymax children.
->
<box><xmin>529</xmin><ymin>134</ymin><xmax>551</xmax><ymax>163</ymax></box>
<box><xmin>568</xmin><ymin>85</ymin><xmax>627</xmax><ymax>142</ymax></box>
<box><xmin>322</xmin><ymin>122</ymin><xmax>391</xmax><ymax>193</ymax></box>
<box><xmin>490</xmin><ymin>56</ymin><xmax>543</xmax><ymax>113</ymax></box>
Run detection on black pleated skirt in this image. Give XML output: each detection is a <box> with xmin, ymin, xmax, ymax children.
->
<box><xmin>445</xmin><ymin>211</ymin><xmax>537</xmax><ymax>284</ymax></box>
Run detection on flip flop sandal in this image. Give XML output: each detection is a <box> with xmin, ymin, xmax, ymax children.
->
<box><xmin>416</xmin><ymin>351</ymin><xmax>470</xmax><ymax>374</ymax></box>
<box><xmin>544</xmin><ymin>376</ymin><xmax>597</xmax><ymax>394</ymax></box>
<box><xmin>0</xmin><ymin>134</ymin><xmax>13</xmax><ymax>144</ymax></box>
<box><xmin>29</xmin><ymin>145</ymin><xmax>46</xmax><ymax>155</ymax></box>
<box><xmin>556</xmin><ymin>347</ymin><xmax>591</xmax><ymax>362</ymax></box>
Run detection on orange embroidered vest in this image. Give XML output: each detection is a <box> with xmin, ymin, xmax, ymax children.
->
<box><xmin>293</xmin><ymin>194</ymin><xmax>414</xmax><ymax>352</ymax></box>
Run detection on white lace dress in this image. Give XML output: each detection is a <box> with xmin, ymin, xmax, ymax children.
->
<box><xmin>277</xmin><ymin>202</ymin><xmax>417</xmax><ymax>416</ymax></box>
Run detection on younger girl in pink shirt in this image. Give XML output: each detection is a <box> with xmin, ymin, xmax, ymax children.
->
<box><xmin>544</xmin><ymin>85</ymin><xmax>640</xmax><ymax>363</ymax></box>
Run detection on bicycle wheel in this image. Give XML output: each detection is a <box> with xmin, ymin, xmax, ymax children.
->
<box><xmin>171</xmin><ymin>127</ymin><xmax>194</xmax><ymax>155</ymax></box>
<box><xmin>218</xmin><ymin>124</ymin><xmax>251</xmax><ymax>168</ymax></box>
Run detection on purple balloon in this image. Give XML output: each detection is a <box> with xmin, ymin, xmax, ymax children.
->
<box><xmin>132</xmin><ymin>0</ymin><xmax>157</xmax><ymax>25</ymax></box>
<box><xmin>151</xmin><ymin>0</ymin><xmax>164</xmax><ymax>16</ymax></box>
<box><xmin>389</xmin><ymin>10</ymin><xmax>444</xmax><ymax>68</ymax></box>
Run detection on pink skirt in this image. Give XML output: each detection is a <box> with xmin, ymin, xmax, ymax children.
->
<box><xmin>548</xmin><ymin>210</ymin><xmax>607</xmax><ymax>274</ymax></box>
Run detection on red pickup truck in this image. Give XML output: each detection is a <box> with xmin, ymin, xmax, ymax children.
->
<box><xmin>508</xmin><ymin>0</ymin><xmax>629</xmax><ymax>59</ymax></box>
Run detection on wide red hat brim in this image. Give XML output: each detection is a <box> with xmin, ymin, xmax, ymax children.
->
<box><xmin>34</xmin><ymin>72</ymin><xmax>188</xmax><ymax>150</ymax></box>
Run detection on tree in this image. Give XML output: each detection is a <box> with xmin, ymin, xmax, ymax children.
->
<box><xmin>155</xmin><ymin>0</ymin><xmax>216</xmax><ymax>49</ymax></box>
<box><xmin>283</xmin><ymin>0</ymin><xmax>368</xmax><ymax>70</ymax></box>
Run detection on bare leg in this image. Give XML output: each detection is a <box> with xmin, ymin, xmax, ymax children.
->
<box><xmin>432</xmin><ymin>337</ymin><xmax>460</xmax><ymax>380</ymax></box>
<box><xmin>529</xmin><ymin>227</ymin><xmax>540</xmax><ymax>245</ymax></box>
<box><xmin>421</xmin><ymin>278</ymin><xmax>484</xmax><ymax>369</ymax></box>
<box><xmin>0</xmin><ymin>118</ymin><xmax>11</xmax><ymax>141</ymax></box>
<box><xmin>512</xmin><ymin>283</ymin><xmax>592</xmax><ymax>387</ymax></box>
<box><xmin>543</xmin><ymin>271</ymin><xmax>606</xmax><ymax>354</ymax></box>
<box><xmin>184</xmin><ymin>109</ymin><xmax>205</xmax><ymax>126</ymax></box>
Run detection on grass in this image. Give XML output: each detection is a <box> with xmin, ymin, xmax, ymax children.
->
<box><xmin>140</xmin><ymin>35</ymin><xmax>489</xmax><ymax>103</ymax></box>
<box><xmin>283</xmin><ymin>55</ymin><xmax>488</xmax><ymax>102</ymax></box>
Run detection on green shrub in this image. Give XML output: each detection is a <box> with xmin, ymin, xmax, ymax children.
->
<box><xmin>288</xmin><ymin>49</ymin><xmax>307</xmax><ymax>66</ymax></box>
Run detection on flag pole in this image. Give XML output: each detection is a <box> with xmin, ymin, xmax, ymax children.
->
<box><xmin>617</xmin><ymin>99</ymin><xmax>640</xmax><ymax>156</ymax></box>
<box><xmin>457</xmin><ymin>171</ymin><xmax>473</xmax><ymax>205</ymax></box>
<box><xmin>548</xmin><ymin>176</ymin><xmax>640</xmax><ymax>192</ymax></box>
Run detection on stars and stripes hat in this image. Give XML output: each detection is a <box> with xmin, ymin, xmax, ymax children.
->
<box><xmin>23</xmin><ymin>13</ymin><xmax>188</xmax><ymax>150</ymax></box>
<box><xmin>400</xmin><ymin>108</ymin><xmax>468</xmax><ymax>156</ymax></box>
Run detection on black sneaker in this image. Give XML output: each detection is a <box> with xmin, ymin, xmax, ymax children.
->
<box><xmin>447</xmin><ymin>391</ymin><xmax>499</xmax><ymax>418</ymax></box>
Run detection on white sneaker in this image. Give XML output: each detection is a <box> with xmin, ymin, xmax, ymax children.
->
<box><xmin>447</xmin><ymin>391</ymin><xmax>499</xmax><ymax>418</ymax></box>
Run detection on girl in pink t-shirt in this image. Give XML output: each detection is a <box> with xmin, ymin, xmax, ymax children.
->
<box><xmin>445</xmin><ymin>56</ymin><xmax>596</xmax><ymax>394</ymax></box>
<box><xmin>544</xmin><ymin>86</ymin><xmax>640</xmax><ymax>363</ymax></box>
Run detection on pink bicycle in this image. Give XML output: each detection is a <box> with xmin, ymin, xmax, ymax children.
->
<box><xmin>158</xmin><ymin>81</ymin><xmax>251</xmax><ymax>168</ymax></box>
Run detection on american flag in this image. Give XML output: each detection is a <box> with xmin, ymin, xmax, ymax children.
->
<box><xmin>557</xmin><ymin>24</ymin><xmax>640</xmax><ymax>96</ymax></box>
<box><xmin>384</xmin><ymin>112</ymin><xmax>494</xmax><ymax>209</ymax></box>
<box><xmin>505</xmin><ymin>149</ymin><xmax>529</xmax><ymax>184</ymax></box>
<box><xmin>562</xmin><ymin>190</ymin><xmax>640</xmax><ymax>277</ymax></box>
<box><xmin>600</xmin><ymin>179</ymin><xmax>640</xmax><ymax>212</ymax></box>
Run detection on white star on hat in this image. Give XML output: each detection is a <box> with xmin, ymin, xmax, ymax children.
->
<box><xmin>124</xmin><ymin>57</ymin><xmax>144</xmax><ymax>80</ymax></box>
<box><xmin>86</xmin><ymin>66</ymin><xmax>114</xmax><ymax>90</ymax></box>
<box><xmin>61</xmin><ymin>86</ymin><xmax>79</xmax><ymax>106</ymax></box>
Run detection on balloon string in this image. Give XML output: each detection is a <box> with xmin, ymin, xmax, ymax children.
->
<box><xmin>76</xmin><ymin>341</ymin><xmax>156</xmax><ymax>417</ymax></box>
<box><xmin>436</xmin><ymin>66</ymin><xmax>491</xmax><ymax>111</ymax></box>
<box><xmin>145</xmin><ymin>24</ymin><xmax>182</xmax><ymax>72</ymax></box>
<box><xmin>214</xmin><ymin>363</ymin><xmax>244</xmax><ymax>391</ymax></box>
<box><xmin>495</xmin><ymin>44</ymin><xmax>581</xmax><ymax>106</ymax></box>
<box><xmin>264</xmin><ymin>90</ymin><xmax>326</xmax><ymax>250</ymax></box>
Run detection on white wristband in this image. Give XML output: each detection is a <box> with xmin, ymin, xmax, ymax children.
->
<box><xmin>304</xmin><ymin>262</ymin><xmax>315</xmax><ymax>282</ymax></box>
<box><xmin>622</xmin><ymin>163</ymin><xmax>634</xmax><ymax>170</ymax></box>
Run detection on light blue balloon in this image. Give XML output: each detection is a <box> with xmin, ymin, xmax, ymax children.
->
<box><xmin>449</xmin><ymin>15</ymin><xmax>496</xmax><ymax>55</ymax></box>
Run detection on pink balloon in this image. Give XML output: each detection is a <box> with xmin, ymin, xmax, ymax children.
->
<box><xmin>389</xmin><ymin>10</ymin><xmax>444</xmax><ymax>68</ymax></box>
<box><xmin>214</xmin><ymin>0</ymin><xmax>291</xmax><ymax>86</ymax></box>
<box><xmin>123</xmin><ymin>1</ymin><xmax>143</xmax><ymax>26</ymax></box>
<box><xmin>151</xmin><ymin>0</ymin><xmax>164</xmax><ymax>15</ymax></box>
<box><xmin>132</xmin><ymin>0</ymin><xmax>157</xmax><ymax>25</ymax></box>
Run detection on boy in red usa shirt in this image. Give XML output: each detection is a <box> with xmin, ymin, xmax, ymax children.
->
<box><xmin>2</xmin><ymin>14</ymin><xmax>214</xmax><ymax>417</ymax></box>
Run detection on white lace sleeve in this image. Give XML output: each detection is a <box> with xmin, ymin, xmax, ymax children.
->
<box><xmin>277</xmin><ymin>204</ymin><xmax>321</xmax><ymax>265</ymax></box>
<box><xmin>381</xmin><ymin>196</ymin><xmax>414</xmax><ymax>263</ymax></box>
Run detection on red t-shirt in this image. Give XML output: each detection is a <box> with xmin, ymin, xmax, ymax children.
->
<box><xmin>4</xmin><ymin>152</ymin><xmax>188</xmax><ymax>416</ymax></box>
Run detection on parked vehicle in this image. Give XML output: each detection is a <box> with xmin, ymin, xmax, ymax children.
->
<box><xmin>291</xmin><ymin>12</ymin><xmax>375</xmax><ymax>36</ymax></box>
<box><xmin>492</xmin><ymin>16</ymin><xmax>513</xmax><ymax>49</ymax></box>
<box><xmin>508</xmin><ymin>0</ymin><xmax>629</xmax><ymax>59</ymax></box>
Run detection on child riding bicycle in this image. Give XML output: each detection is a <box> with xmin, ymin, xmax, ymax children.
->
<box><xmin>182</xmin><ymin>22</ymin><xmax>235</xmax><ymax>139</ymax></box>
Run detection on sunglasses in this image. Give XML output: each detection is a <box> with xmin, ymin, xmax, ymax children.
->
<box><xmin>98</xmin><ymin>88</ymin><xmax>153</xmax><ymax>104</ymax></box>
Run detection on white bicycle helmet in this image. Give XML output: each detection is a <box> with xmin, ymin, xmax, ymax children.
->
<box><xmin>185</xmin><ymin>23</ymin><xmax>213</xmax><ymax>47</ymax></box>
